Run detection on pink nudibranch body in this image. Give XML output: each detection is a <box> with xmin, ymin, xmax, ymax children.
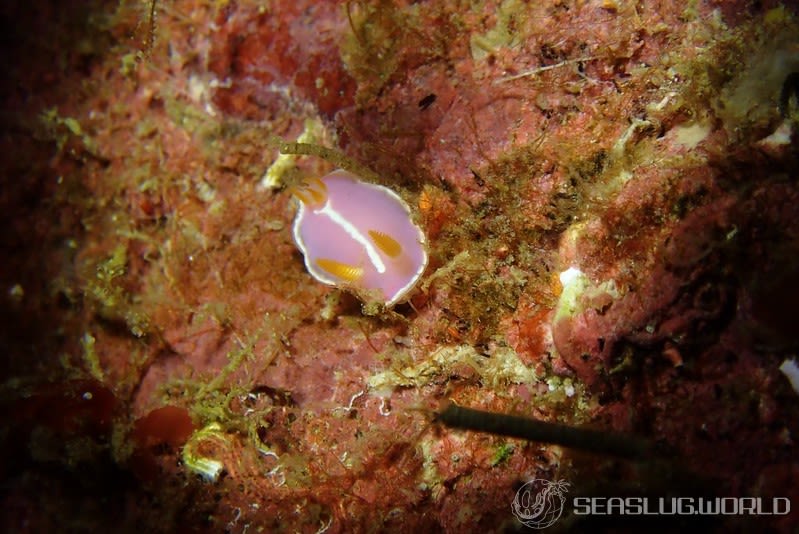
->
<box><xmin>291</xmin><ymin>169</ymin><xmax>428</xmax><ymax>306</ymax></box>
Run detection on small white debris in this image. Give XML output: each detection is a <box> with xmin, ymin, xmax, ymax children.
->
<box><xmin>672</xmin><ymin>122</ymin><xmax>712</xmax><ymax>149</ymax></box>
<box><xmin>188</xmin><ymin>457</ymin><xmax>225</xmax><ymax>483</ymax></box>
<box><xmin>555</xmin><ymin>267</ymin><xmax>589</xmax><ymax>321</ymax></box>
<box><xmin>8</xmin><ymin>284</ymin><xmax>24</xmax><ymax>301</ymax></box>
<box><xmin>181</xmin><ymin>422</ymin><xmax>228</xmax><ymax>483</ymax></box>
<box><xmin>559</xmin><ymin>266</ymin><xmax>583</xmax><ymax>287</ymax></box>
<box><xmin>779</xmin><ymin>358</ymin><xmax>799</xmax><ymax>395</ymax></box>
<box><xmin>759</xmin><ymin>120</ymin><xmax>793</xmax><ymax>147</ymax></box>
<box><xmin>563</xmin><ymin>379</ymin><xmax>576</xmax><ymax>398</ymax></box>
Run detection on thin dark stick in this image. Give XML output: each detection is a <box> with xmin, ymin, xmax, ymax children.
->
<box><xmin>436</xmin><ymin>403</ymin><xmax>652</xmax><ymax>459</ymax></box>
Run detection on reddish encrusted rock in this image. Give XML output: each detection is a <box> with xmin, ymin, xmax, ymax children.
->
<box><xmin>209</xmin><ymin>1</ymin><xmax>356</xmax><ymax>120</ymax></box>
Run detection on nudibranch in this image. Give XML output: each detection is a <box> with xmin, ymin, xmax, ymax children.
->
<box><xmin>291</xmin><ymin>169</ymin><xmax>428</xmax><ymax>306</ymax></box>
